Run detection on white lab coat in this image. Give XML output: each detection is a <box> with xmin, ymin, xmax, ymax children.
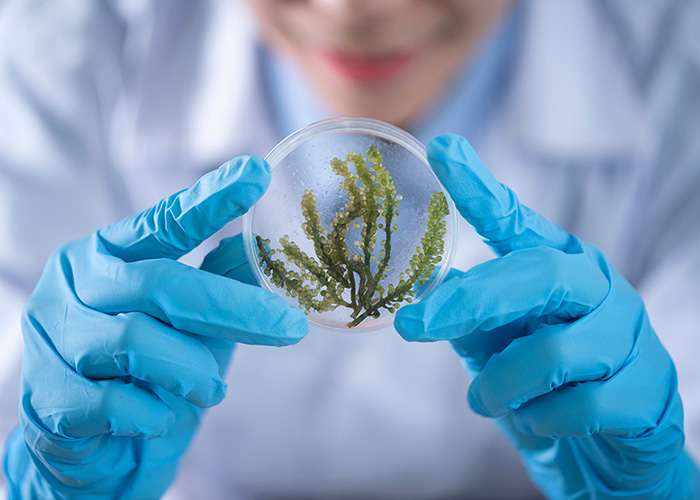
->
<box><xmin>1</xmin><ymin>0</ymin><xmax>699</xmax><ymax>499</ymax></box>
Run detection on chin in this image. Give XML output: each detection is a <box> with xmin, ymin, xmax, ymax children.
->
<box><xmin>328</xmin><ymin>92</ymin><xmax>413</xmax><ymax>128</ymax></box>
<box><xmin>314</xmin><ymin>71</ymin><xmax>428</xmax><ymax>128</ymax></box>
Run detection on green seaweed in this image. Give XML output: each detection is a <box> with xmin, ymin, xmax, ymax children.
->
<box><xmin>256</xmin><ymin>145</ymin><xmax>449</xmax><ymax>328</ymax></box>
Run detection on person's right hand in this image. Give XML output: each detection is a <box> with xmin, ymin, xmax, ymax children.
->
<box><xmin>3</xmin><ymin>156</ymin><xmax>308</xmax><ymax>499</ymax></box>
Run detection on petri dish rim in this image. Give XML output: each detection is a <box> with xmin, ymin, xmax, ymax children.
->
<box><xmin>243</xmin><ymin>116</ymin><xmax>459</xmax><ymax>332</ymax></box>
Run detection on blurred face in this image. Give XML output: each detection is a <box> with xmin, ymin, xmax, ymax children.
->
<box><xmin>245</xmin><ymin>0</ymin><xmax>513</xmax><ymax>127</ymax></box>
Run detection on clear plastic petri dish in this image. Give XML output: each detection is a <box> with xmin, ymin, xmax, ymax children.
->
<box><xmin>243</xmin><ymin>117</ymin><xmax>458</xmax><ymax>332</ymax></box>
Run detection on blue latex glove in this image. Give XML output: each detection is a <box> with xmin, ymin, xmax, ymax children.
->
<box><xmin>3</xmin><ymin>156</ymin><xmax>308</xmax><ymax>499</ymax></box>
<box><xmin>395</xmin><ymin>134</ymin><xmax>700</xmax><ymax>499</ymax></box>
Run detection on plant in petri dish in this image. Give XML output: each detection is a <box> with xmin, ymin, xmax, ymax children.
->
<box><xmin>256</xmin><ymin>145</ymin><xmax>449</xmax><ymax>328</ymax></box>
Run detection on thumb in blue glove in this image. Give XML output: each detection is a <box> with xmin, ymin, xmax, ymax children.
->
<box><xmin>4</xmin><ymin>156</ymin><xmax>308</xmax><ymax>499</ymax></box>
<box><xmin>395</xmin><ymin>134</ymin><xmax>700</xmax><ymax>499</ymax></box>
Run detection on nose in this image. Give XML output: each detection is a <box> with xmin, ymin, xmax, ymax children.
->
<box><xmin>309</xmin><ymin>0</ymin><xmax>405</xmax><ymax>19</ymax></box>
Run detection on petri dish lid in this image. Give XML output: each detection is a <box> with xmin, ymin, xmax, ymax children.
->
<box><xmin>243</xmin><ymin>117</ymin><xmax>458</xmax><ymax>332</ymax></box>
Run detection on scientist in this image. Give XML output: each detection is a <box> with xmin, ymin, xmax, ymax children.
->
<box><xmin>1</xmin><ymin>0</ymin><xmax>700</xmax><ymax>498</ymax></box>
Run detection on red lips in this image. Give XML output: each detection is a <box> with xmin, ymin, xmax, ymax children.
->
<box><xmin>319</xmin><ymin>48</ymin><xmax>418</xmax><ymax>84</ymax></box>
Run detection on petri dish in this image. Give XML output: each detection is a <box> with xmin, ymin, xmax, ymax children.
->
<box><xmin>243</xmin><ymin>117</ymin><xmax>458</xmax><ymax>332</ymax></box>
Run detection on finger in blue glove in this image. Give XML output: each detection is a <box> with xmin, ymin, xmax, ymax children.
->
<box><xmin>395</xmin><ymin>133</ymin><xmax>700</xmax><ymax>499</ymax></box>
<box><xmin>6</xmin><ymin>156</ymin><xmax>308</xmax><ymax>500</ymax></box>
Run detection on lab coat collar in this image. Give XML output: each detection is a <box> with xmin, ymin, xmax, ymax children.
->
<box><xmin>499</xmin><ymin>0</ymin><xmax>651</xmax><ymax>162</ymax></box>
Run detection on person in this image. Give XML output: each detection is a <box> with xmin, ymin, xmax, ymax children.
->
<box><xmin>1</xmin><ymin>0</ymin><xmax>699</xmax><ymax>498</ymax></box>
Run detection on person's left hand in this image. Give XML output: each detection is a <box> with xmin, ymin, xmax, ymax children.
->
<box><xmin>394</xmin><ymin>134</ymin><xmax>700</xmax><ymax>499</ymax></box>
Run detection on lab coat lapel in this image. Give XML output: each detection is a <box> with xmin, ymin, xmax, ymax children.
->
<box><xmin>496</xmin><ymin>0</ymin><xmax>652</xmax><ymax>165</ymax></box>
<box><xmin>180</xmin><ymin>1</ymin><xmax>279</xmax><ymax>163</ymax></box>
<box><xmin>114</xmin><ymin>1</ymin><xmax>278</xmax><ymax>177</ymax></box>
<box><xmin>469</xmin><ymin>0</ymin><xmax>659</xmax><ymax>269</ymax></box>
<box><xmin>111</xmin><ymin>0</ymin><xmax>278</xmax><ymax>213</ymax></box>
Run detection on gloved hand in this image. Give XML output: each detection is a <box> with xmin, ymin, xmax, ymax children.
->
<box><xmin>395</xmin><ymin>134</ymin><xmax>700</xmax><ymax>499</ymax></box>
<box><xmin>3</xmin><ymin>156</ymin><xmax>308</xmax><ymax>499</ymax></box>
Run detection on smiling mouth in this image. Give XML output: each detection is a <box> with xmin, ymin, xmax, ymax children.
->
<box><xmin>318</xmin><ymin>48</ymin><xmax>420</xmax><ymax>84</ymax></box>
